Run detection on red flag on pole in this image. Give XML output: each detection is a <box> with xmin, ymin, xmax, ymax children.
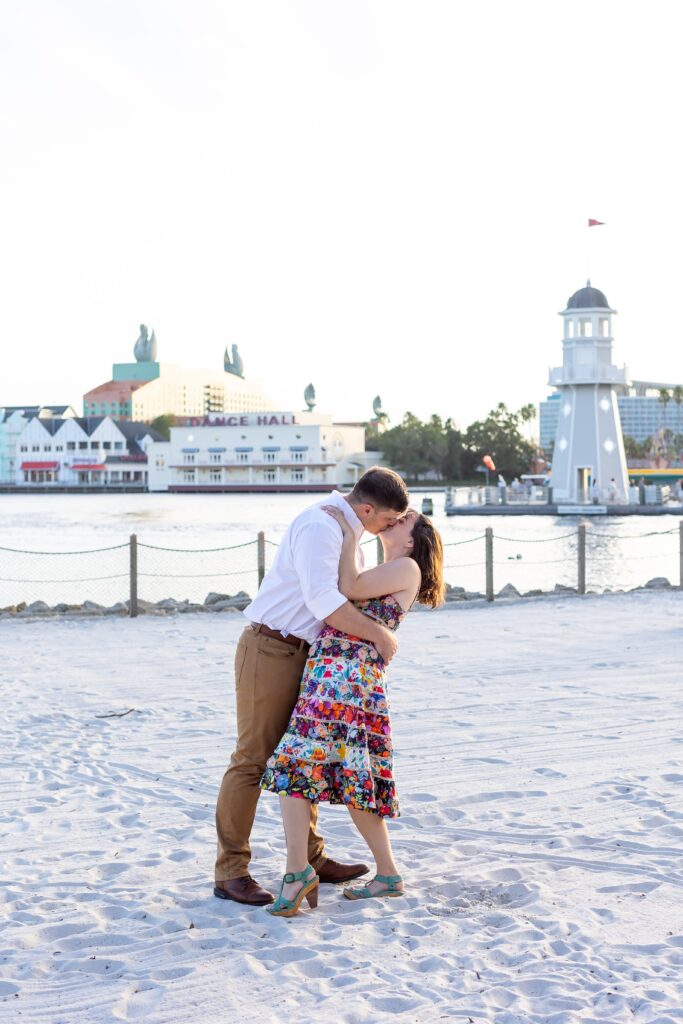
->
<box><xmin>588</xmin><ymin>219</ymin><xmax>605</xmax><ymax>226</ymax></box>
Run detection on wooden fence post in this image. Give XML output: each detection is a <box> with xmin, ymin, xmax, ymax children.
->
<box><xmin>485</xmin><ymin>527</ymin><xmax>494</xmax><ymax>602</ymax></box>
<box><xmin>257</xmin><ymin>531</ymin><xmax>266</xmax><ymax>587</ymax></box>
<box><xmin>376</xmin><ymin>536</ymin><xmax>384</xmax><ymax>566</ymax></box>
<box><xmin>129</xmin><ymin>533</ymin><xmax>138</xmax><ymax>618</ymax></box>
<box><xmin>578</xmin><ymin>523</ymin><xmax>586</xmax><ymax>595</ymax></box>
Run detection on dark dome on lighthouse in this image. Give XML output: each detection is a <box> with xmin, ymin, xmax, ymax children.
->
<box><xmin>566</xmin><ymin>280</ymin><xmax>610</xmax><ymax>310</ymax></box>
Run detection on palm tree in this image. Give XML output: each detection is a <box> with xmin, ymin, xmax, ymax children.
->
<box><xmin>518</xmin><ymin>403</ymin><xmax>537</xmax><ymax>442</ymax></box>
<box><xmin>658</xmin><ymin>388</ymin><xmax>671</xmax><ymax>429</ymax></box>
<box><xmin>672</xmin><ymin>385</ymin><xmax>683</xmax><ymax>437</ymax></box>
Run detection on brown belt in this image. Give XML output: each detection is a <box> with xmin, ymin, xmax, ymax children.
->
<box><xmin>252</xmin><ymin>623</ymin><xmax>310</xmax><ymax>652</ymax></box>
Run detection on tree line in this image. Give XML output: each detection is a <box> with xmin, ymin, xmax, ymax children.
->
<box><xmin>366</xmin><ymin>403</ymin><xmax>537</xmax><ymax>482</ymax></box>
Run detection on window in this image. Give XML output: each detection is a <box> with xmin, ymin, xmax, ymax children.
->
<box><xmin>67</xmin><ymin>441</ymin><xmax>76</xmax><ymax>450</ymax></box>
<box><xmin>114</xmin><ymin>442</ymin><xmax>124</xmax><ymax>450</ymax></box>
<box><xmin>292</xmin><ymin>451</ymin><xmax>304</xmax><ymax>462</ymax></box>
<box><xmin>90</xmin><ymin>441</ymin><xmax>99</xmax><ymax>450</ymax></box>
<box><xmin>210</xmin><ymin>453</ymin><xmax>221</xmax><ymax>464</ymax></box>
<box><xmin>20</xmin><ymin>445</ymin><xmax>27</xmax><ymax>452</ymax></box>
<box><xmin>183</xmin><ymin>470</ymin><xmax>195</xmax><ymax>482</ymax></box>
<box><xmin>264</xmin><ymin>470</ymin><xmax>276</xmax><ymax>483</ymax></box>
<box><xmin>56</xmin><ymin>445</ymin><xmax>63</xmax><ymax>452</ymax></box>
<box><xmin>32</xmin><ymin>445</ymin><xmax>40</xmax><ymax>452</ymax></box>
<box><xmin>183</xmin><ymin>453</ymin><xmax>195</xmax><ymax>464</ymax></box>
<box><xmin>156</xmin><ymin>457</ymin><xmax>165</xmax><ymax>469</ymax></box>
<box><xmin>102</xmin><ymin>441</ymin><xmax>111</xmax><ymax>450</ymax></box>
<box><xmin>265</xmin><ymin>452</ymin><xmax>276</xmax><ymax>463</ymax></box>
<box><xmin>293</xmin><ymin>470</ymin><xmax>304</xmax><ymax>482</ymax></box>
<box><xmin>79</xmin><ymin>441</ymin><xmax>88</xmax><ymax>450</ymax></box>
<box><xmin>44</xmin><ymin>445</ymin><xmax>51</xmax><ymax>452</ymax></box>
<box><xmin>237</xmin><ymin>453</ymin><xmax>249</xmax><ymax>464</ymax></box>
<box><xmin>210</xmin><ymin>470</ymin><xmax>221</xmax><ymax>482</ymax></box>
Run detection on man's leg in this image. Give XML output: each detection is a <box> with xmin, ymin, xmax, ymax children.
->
<box><xmin>214</xmin><ymin>628</ymin><xmax>318</xmax><ymax>881</ymax></box>
<box><xmin>307</xmin><ymin>803</ymin><xmax>326</xmax><ymax>871</ymax></box>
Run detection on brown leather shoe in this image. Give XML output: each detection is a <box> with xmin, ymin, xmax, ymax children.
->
<box><xmin>316</xmin><ymin>859</ymin><xmax>370</xmax><ymax>885</ymax></box>
<box><xmin>213</xmin><ymin>875</ymin><xmax>274</xmax><ymax>905</ymax></box>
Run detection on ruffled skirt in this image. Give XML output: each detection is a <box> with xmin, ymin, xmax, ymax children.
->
<box><xmin>260</xmin><ymin>628</ymin><xmax>399</xmax><ymax>817</ymax></box>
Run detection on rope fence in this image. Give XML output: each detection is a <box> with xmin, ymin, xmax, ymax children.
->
<box><xmin>0</xmin><ymin>524</ymin><xmax>682</xmax><ymax>615</ymax></box>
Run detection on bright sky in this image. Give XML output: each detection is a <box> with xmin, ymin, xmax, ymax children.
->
<box><xmin>2</xmin><ymin>0</ymin><xmax>683</xmax><ymax>430</ymax></box>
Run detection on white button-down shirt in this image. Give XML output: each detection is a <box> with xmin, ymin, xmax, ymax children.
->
<box><xmin>244</xmin><ymin>491</ymin><xmax>364</xmax><ymax>644</ymax></box>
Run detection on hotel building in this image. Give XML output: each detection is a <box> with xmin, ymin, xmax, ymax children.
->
<box><xmin>83</xmin><ymin>326</ymin><xmax>271</xmax><ymax>422</ymax></box>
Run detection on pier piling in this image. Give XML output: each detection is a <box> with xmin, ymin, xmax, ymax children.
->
<box><xmin>578</xmin><ymin>523</ymin><xmax>587</xmax><ymax>595</ymax></box>
<box><xmin>485</xmin><ymin>527</ymin><xmax>494</xmax><ymax>602</ymax></box>
<box><xmin>129</xmin><ymin>534</ymin><xmax>138</xmax><ymax>618</ymax></box>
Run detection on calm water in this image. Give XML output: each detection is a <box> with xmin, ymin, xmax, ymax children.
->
<box><xmin>0</xmin><ymin>492</ymin><xmax>680</xmax><ymax>606</ymax></box>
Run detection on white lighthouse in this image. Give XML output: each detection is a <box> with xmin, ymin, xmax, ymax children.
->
<box><xmin>549</xmin><ymin>282</ymin><xmax>630</xmax><ymax>504</ymax></box>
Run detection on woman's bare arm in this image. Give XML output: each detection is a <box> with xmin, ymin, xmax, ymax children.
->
<box><xmin>324</xmin><ymin>506</ymin><xmax>420</xmax><ymax>602</ymax></box>
<box><xmin>338</xmin><ymin>556</ymin><xmax>420</xmax><ymax>601</ymax></box>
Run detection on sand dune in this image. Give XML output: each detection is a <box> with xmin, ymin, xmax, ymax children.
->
<box><xmin>1</xmin><ymin>591</ymin><xmax>682</xmax><ymax>1023</ymax></box>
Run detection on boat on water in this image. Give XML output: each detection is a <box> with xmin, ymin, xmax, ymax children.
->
<box><xmin>421</xmin><ymin>497</ymin><xmax>434</xmax><ymax>516</ymax></box>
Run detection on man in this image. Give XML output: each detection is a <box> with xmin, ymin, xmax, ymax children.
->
<box><xmin>214</xmin><ymin>466</ymin><xmax>409</xmax><ymax>905</ymax></box>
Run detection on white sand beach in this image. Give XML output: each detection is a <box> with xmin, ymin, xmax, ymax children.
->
<box><xmin>1</xmin><ymin>592</ymin><xmax>683</xmax><ymax>1024</ymax></box>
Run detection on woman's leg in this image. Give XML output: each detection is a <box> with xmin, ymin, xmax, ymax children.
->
<box><xmin>347</xmin><ymin>806</ymin><xmax>404</xmax><ymax>894</ymax></box>
<box><xmin>279</xmin><ymin>794</ymin><xmax>314</xmax><ymax>900</ymax></box>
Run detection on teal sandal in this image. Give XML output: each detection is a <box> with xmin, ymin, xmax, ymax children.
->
<box><xmin>343</xmin><ymin>874</ymin><xmax>404</xmax><ymax>900</ymax></box>
<box><xmin>267</xmin><ymin>865</ymin><xmax>319</xmax><ymax>917</ymax></box>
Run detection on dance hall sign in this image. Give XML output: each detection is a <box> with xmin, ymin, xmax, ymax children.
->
<box><xmin>189</xmin><ymin>413</ymin><xmax>300</xmax><ymax>428</ymax></box>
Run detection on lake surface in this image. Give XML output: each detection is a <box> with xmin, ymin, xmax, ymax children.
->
<box><xmin>0</xmin><ymin>492</ymin><xmax>680</xmax><ymax>607</ymax></box>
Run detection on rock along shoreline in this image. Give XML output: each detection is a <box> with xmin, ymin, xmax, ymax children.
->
<box><xmin>0</xmin><ymin>579</ymin><xmax>679</xmax><ymax>621</ymax></box>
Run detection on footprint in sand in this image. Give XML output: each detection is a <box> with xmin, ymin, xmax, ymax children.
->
<box><xmin>597</xmin><ymin>880</ymin><xmax>660</xmax><ymax>894</ymax></box>
<box><xmin>113</xmin><ymin>982</ymin><xmax>165</xmax><ymax>1020</ymax></box>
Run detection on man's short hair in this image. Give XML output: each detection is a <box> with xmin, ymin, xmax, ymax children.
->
<box><xmin>350</xmin><ymin>467</ymin><xmax>409</xmax><ymax>512</ymax></box>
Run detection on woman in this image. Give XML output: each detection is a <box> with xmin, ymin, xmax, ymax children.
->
<box><xmin>260</xmin><ymin>507</ymin><xmax>445</xmax><ymax>916</ymax></box>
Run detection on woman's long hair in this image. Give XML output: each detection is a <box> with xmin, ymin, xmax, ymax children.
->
<box><xmin>409</xmin><ymin>512</ymin><xmax>445</xmax><ymax>608</ymax></box>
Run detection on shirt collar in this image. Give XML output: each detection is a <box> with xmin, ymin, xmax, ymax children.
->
<box><xmin>329</xmin><ymin>490</ymin><xmax>364</xmax><ymax>540</ymax></box>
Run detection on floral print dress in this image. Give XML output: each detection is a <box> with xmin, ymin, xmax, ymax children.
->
<box><xmin>260</xmin><ymin>595</ymin><xmax>406</xmax><ymax>817</ymax></box>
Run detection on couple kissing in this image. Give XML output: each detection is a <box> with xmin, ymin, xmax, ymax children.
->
<box><xmin>214</xmin><ymin>467</ymin><xmax>445</xmax><ymax>916</ymax></box>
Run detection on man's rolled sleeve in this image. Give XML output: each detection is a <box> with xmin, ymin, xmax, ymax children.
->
<box><xmin>291</xmin><ymin>520</ymin><xmax>347</xmax><ymax>622</ymax></box>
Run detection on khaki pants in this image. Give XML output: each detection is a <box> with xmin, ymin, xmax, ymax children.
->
<box><xmin>215</xmin><ymin>626</ymin><xmax>326</xmax><ymax>881</ymax></box>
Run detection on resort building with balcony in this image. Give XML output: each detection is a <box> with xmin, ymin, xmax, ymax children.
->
<box><xmin>146</xmin><ymin>411</ymin><xmax>367</xmax><ymax>492</ymax></box>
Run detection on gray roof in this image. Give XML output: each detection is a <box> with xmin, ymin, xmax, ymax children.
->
<box><xmin>39</xmin><ymin>419</ymin><xmax>65</xmax><ymax>436</ymax></box>
<box><xmin>73</xmin><ymin>416</ymin><xmax>107</xmax><ymax>436</ymax></box>
<box><xmin>1</xmin><ymin>405</ymin><xmax>40</xmax><ymax>423</ymax></box>
<box><xmin>1</xmin><ymin>404</ymin><xmax>75</xmax><ymax>423</ymax></box>
<box><xmin>114</xmin><ymin>419</ymin><xmax>165</xmax><ymax>455</ymax></box>
<box><xmin>566</xmin><ymin>281</ymin><xmax>610</xmax><ymax>310</ymax></box>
